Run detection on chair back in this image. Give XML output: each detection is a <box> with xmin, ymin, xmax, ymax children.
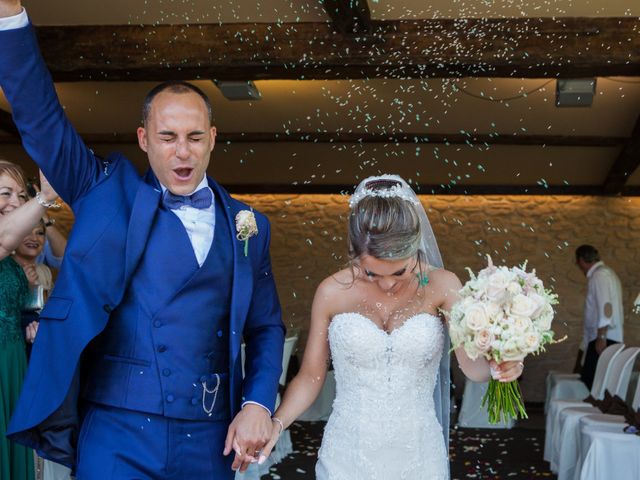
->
<box><xmin>603</xmin><ymin>347</ymin><xmax>640</xmax><ymax>399</ymax></box>
<box><xmin>279</xmin><ymin>336</ymin><xmax>299</xmax><ymax>386</ymax></box>
<box><xmin>591</xmin><ymin>343</ymin><xmax>625</xmax><ymax>399</ymax></box>
<box><xmin>632</xmin><ymin>370</ymin><xmax>640</xmax><ymax>411</ymax></box>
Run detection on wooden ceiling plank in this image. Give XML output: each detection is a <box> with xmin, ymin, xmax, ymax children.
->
<box><xmin>603</xmin><ymin>115</ymin><xmax>640</xmax><ymax>194</ymax></box>
<box><xmin>0</xmin><ymin>132</ymin><xmax>628</xmax><ymax>147</ymax></box>
<box><xmin>321</xmin><ymin>0</ymin><xmax>372</xmax><ymax>34</ymax></box>
<box><xmin>33</xmin><ymin>17</ymin><xmax>640</xmax><ymax>81</ymax></box>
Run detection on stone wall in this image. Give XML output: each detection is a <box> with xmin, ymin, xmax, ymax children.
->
<box><xmin>235</xmin><ymin>194</ymin><xmax>640</xmax><ymax>402</ymax></box>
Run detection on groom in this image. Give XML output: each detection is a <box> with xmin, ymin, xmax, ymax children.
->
<box><xmin>0</xmin><ymin>2</ymin><xmax>285</xmax><ymax>478</ymax></box>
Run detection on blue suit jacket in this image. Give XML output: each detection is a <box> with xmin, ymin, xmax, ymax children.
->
<box><xmin>1</xmin><ymin>24</ymin><xmax>285</xmax><ymax>457</ymax></box>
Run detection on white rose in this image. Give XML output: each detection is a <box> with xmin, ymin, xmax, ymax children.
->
<box><xmin>509</xmin><ymin>294</ymin><xmax>538</xmax><ymax>318</ymax></box>
<box><xmin>528</xmin><ymin>292</ymin><xmax>547</xmax><ymax>318</ymax></box>
<box><xmin>485</xmin><ymin>302</ymin><xmax>502</xmax><ymax>321</ymax></box>
<box><xmin>474</xmin><ymin>329</ymin><xmax>494</xmax><ymax>353</ymax></box>
<box><xmin>500</xmin><ymin>338</ymin><xmax>524</xmax><ymax>361</ymax></box>
<box><xmin>518</xmin><ymin>330</ymin><xmax>541</xmax><ymax>353</ymax></box>
<box><xmin>511</xmin><ymin>315</ymin><xmax>533</xmax><ymax>334</ymax></box>
<box><xmin>506</xmin><ymin>281</ymin><xmax>522</xmax><ymax>296</ymax></box>
<box><xmin>464</xmin><ymin>303</ymin><xmax>491</xmax><ymax>331</ymax></box>
<box><xmin>535</xmin><ymin>304</ymin><xmax>554</xmax><ymax>331</ymax></box>
<box><xmin>485</xmin><ymin>271</ymin><xmax>511</xmax><ymax>302</ymax></box>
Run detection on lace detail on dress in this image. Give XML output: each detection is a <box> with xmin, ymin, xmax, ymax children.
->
<box><xmin>0</xmin><ymin>257</ymin><xmax>29</xmax><ymax>346</ymax></box>
<box><xmin>316</xmin><ymin>313</ymin><xmax>448</xmax><ymax>480</ymax></box>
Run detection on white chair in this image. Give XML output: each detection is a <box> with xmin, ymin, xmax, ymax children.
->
<box><xmin>579</xmin><ymin>430</ymin><xmax>640</xmax><ymax>480</ymax></box>
<box><xmin>552</xmin><ymin>347</ymin><xmax>640</xmax><ymax>479</ymax></box>
<box><xmin>545</xmin><ymin>349</ymin><xmax>584</xmax><ymax>413</ymax></box>
<box><xmin>236</xmin><ymin>336</ymin><xmax>298</xmax><ymax>480</ymax></box>
<box><xmin>546</xmin><ymin>344</ymin><xmax>624</xmax><ymax>414</ymax></box>
<box><xmin>544</xmin><ymin>343</ymin><xmax>625</xmax><ymax>464</ymax></box>
<box><xmin>457</xmin><ymin>379</ymin><xmax>515</xmax><ymax>428</ymax></box>
<box><xmin>574</xmin><ymin>368</ymin><xmax>640</xmax><ymax>479</ymax></box>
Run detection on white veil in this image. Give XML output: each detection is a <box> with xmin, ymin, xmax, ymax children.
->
<box><xmin>350</xmin><ymin>174</ymin><xmax>451</xmax><ymax>454</ymax></box>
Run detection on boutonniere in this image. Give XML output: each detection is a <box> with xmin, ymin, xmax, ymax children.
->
<box><xmin>235</xmin><ymin>210</ymin><xmax>258</xmax><ymax>257</ymax></box>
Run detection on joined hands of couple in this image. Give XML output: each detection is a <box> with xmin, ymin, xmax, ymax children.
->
<box><xmin>224</xmin><ymin>404</ymin><xmax>274</xmax><ymax>472</ymax></box>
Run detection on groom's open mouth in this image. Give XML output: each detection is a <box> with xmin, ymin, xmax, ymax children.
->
<box><xmin>172</xmin><ymin>167</ymin><xmax>194</xmax><ymax>181</ymax></box>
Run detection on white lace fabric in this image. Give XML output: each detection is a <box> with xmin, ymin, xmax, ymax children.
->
<box><xmin>316</xmin><ymin>312</ymin><xmax>449</xmax><ymax>480</ymax></box>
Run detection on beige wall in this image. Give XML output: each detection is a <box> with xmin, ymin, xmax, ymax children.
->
<box><xmin>234</xmin><ymin>194</ymin><xmax>640</xmax><ymax>403</ymax></box>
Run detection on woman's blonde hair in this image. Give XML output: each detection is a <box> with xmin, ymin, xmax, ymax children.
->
<box><xmin>0</xmin><ymin>160</ymin><xmax>28</xmax><ymax>192</ymax></box>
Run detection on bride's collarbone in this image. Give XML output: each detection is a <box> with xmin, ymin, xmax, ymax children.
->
<box><xmin>352</xmin><ymin>297</ymin><xmax>440</xmax><ymax>331</ymax></box>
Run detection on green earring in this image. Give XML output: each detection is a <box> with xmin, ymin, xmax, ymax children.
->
<box><xmin>416</xmin><ymin>272</ymin><xmax>429</xmax><ymax>287</ymax></box>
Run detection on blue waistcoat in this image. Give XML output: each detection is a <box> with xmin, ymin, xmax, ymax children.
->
<box><xmin>83</xmin><ymin>195</ymin><xmax>233</xmax><ymax>421</ymax></box>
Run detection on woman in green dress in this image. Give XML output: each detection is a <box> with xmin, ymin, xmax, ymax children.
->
<box><xmin>0</xmin><ymin>161</ymin><xmax>60</xmax><ymax>480</ymax></box>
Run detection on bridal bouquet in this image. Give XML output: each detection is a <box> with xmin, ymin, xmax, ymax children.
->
<box><xmin>448</xmin><ymin>256</ymin><xmax>559</xmax><ymax>423</ymax></box>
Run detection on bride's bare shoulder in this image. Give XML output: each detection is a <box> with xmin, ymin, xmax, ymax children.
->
<box><xmin>427</xmin><ymin>267</ymin><xmax>462</xmax><ymax>290</ymax></box>
<box><xmin>316</xmin><ymin>268</ymin><xmax>358</xmax><ymax>296</ymax></box>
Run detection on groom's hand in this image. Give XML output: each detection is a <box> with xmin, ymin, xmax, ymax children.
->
<box><xmin>0</xmin><ymin>1</ymin><xmax>22</xmax><ymax>18</ymax></box>
<box><xmin>224</xmin><ymin>404</ymin><xmax>272</xmax><ymax>472</ymax></box>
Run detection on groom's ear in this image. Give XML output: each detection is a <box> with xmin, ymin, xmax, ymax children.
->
<box><xmin>208</xmin><ymin>126</ymin><xmax>217</xmax><ymax>152</ymax></box>
<box><xmin>137</xmin><ymin>127</ymin><xmax>149</xmax><ymax>153</ymax></box>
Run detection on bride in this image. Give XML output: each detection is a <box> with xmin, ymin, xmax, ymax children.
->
<box><xmin>261</xmin><ymin>175</ymin><xmax>524</xmax><ymax>479</ymax></box>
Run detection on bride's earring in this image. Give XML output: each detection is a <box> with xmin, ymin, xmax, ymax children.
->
<box><xmin>416</xmin><ymin>272</ymin><xmax>429</xmax><ymax>287</ymax></box>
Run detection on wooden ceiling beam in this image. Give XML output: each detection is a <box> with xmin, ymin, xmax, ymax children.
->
<box><xmin>603</xmin><ymin>115</ymin><xmax>640</xmax><ymax>194</ymax></box>
<box><xmin>32</xmin><ymin>17</ymin><xmax>640</xmax><ymax>82</ymax></box>
<box><xmin>0</xmin><ymin>132</ymin><xmax>627</xmax><ymax>147</ymax></box>
<box><xmin>321</xmin><ymin>0</ymin><xmax>372</xmax><ymax>34</ymax></box>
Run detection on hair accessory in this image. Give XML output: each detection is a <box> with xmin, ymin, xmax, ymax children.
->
<box><xmin>349</xmin><ymin>176</ymin><xmax>421</xmax><ymax>208</ymax></box>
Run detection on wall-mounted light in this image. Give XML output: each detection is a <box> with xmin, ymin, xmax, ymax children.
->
<box><xmin>213</xmin><ymin>81</ymin><xmax>261</xmax><ymax>101</ymax></box>
<box><xmin>555</xmin><ymin>79</ymin><xmax>596</xmax><ymax>107</ymax></box>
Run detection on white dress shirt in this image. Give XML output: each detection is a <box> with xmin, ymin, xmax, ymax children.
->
<box><xmin>584</xmin><ymin>261</ymin><xmax>624</xmax><ymax>344</ymax></box>
<box><xmin>160</xmin><ymin>176</ymin><xmax>215</xmax><ymax>267</ymax></box>
<box><xmin>0</xmin><ymin>8</ymin><xmax>28</xmax><ymax>29</ymax></box>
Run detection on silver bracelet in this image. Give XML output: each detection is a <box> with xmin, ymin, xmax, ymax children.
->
<box><xmin>35</xmin><ymin>192</ymin><xmax>60</xmax><ymax>210</ymax></box>
<box><xmin>271</xmin><ymin>416</ymin><xmax>284</xmax><ymax>435</ymax></box>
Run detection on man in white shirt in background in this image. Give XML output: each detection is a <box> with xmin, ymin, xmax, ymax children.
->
<box><xmin>575</xmin><ymin>244</ymin><xmax>624</xmax><ymax>390</ymax></box>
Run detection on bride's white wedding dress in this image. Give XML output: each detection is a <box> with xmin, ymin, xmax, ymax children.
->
<box><xmin>316</xmin><ymin>312</ymin><xmax>449</xmax><ymax>480</ymax></box>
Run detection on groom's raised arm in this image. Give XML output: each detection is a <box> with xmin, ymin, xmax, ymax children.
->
<box><xmin>0</xmin><ymin>2</ymin><xmax>101</xmax><ymax>205</ymax></box>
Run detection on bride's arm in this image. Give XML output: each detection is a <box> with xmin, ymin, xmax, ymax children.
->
<box><xmin>439</xmin><ymin>271</ymin><xmax>522</xmax><ymax>383</ymax></box>
<box><xmin>259</xmin><ymin>278</ymin><xmax>335</xmax><ymax>461</ymax></box>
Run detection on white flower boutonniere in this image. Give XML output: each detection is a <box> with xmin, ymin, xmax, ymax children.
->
<box><xmin>235</xmin><ymin>210</ymin><xmax>258</xmax><ymax>257</ymax></box>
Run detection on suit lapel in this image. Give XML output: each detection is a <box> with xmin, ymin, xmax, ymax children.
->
<box><xmin>208</xmin><ymin>178</ymin><xmax>254</xmax><ymax>362</ymax></box>
<box><xmin>124</xmin><ymin>171</ymin><xmax>162</xmax><ymax>281</ymax></box>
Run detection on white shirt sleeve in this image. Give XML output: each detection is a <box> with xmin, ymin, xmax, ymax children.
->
<box><xmin>241</xmin><ymin>400</ymin><xmax>272</xmax><ymax>416</ymax></box>
<box><xmin>0</xmin><ymin>8</ymin><xmax>28</xmax><ymax>30</ymax></box>
<box><xmin>592</xmin><ymin>270</ymin><xmax>613</xmax><ymax>328</ymax></box>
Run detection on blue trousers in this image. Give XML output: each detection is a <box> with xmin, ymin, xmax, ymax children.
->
<box><xmin>75</xmin><ymin>403</ymin><xmax>234</xmax><ymax>479</ymax></box>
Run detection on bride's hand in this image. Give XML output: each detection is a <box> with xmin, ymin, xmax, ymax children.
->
<box><xmin>489</xmin><ymin>359</ymin><xmax>524</xmax><ymax>382</ymax></box>
<box><xmin>257</xmin><ymin>418</ymin><xmax>283</xmax><ymax>464</ymax></box>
